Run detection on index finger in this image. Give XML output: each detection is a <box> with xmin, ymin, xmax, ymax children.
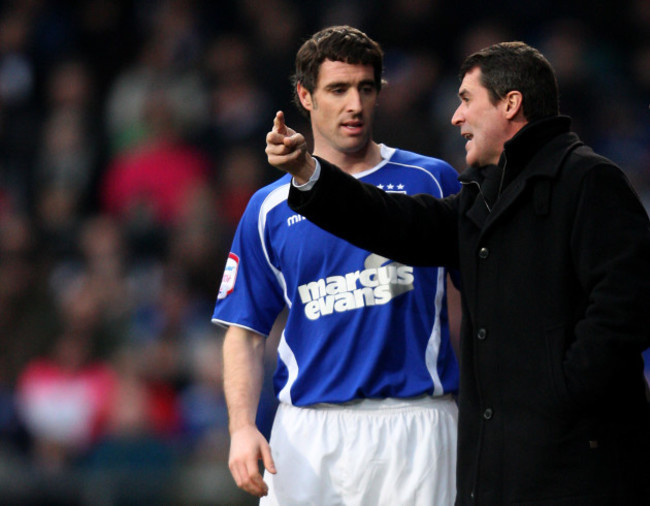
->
<box><xmin>273</xmin><ymin>110</ymin><xmax>287</xmax><ymax>135</ymax></box>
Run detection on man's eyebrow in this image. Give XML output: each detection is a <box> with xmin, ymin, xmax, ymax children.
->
<box><xmin>323</xmin><ymin>81</ymin><xmax>349</xmax><ymax>89</ymax></box>
<box><xmin>323</xmin><ymin>79</ymin><xmax>376</xmax><ymax>90</ymax></box>
<box><xmin>359</xmin><ymin>79</ymin><xmax>377</xmax><ymax>87</ymax></box>
<box><xmin>458</xmin><ymin>89</ymin><xmax>469</xmax><ymax>99</ymax></box>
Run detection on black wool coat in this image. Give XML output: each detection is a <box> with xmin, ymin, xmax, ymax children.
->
<box><xmin>288</xmin><ymin>116</ymin><xmax>650</xmax><ymax>505</ymax></box>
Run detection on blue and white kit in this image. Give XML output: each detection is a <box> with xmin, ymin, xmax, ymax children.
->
<box><xmin>212</xmin><ymin>145</ymin><xmax>461</xmax><ymax>406</ymax></box>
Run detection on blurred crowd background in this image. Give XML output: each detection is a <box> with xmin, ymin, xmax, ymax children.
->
<box><xmin>0</xmin><ymin>0</ymin><xmax>648</xmax><ymax>504</ymax></box>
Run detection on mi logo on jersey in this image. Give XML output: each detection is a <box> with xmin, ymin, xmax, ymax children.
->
<box><xmin>297</xmin><ymin>253</ymin><xmax>415</xmax><ymax>320</ymax></box>
<box><xmin>218</xmin><ymin>253</ymin><xmax>239</xmax><ymax>299</ymax></box>
<box><xmin>287</xmin><ymin>214</ymin><xmax>306</xmax><ymax>226</ymax></box>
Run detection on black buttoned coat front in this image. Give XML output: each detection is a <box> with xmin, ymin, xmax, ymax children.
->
<box><xmin>289</xmin><ymin>118</ymin><xmax>650</xmax><ymax>505</ymax></box>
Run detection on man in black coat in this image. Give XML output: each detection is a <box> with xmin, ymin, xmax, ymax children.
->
<box><xmin>265</xmin><ymin>41</ymin><xmax>650</xmax><ymax>505</ymax></box>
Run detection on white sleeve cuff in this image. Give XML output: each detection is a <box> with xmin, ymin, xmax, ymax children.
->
<box><xmin>292</xmin><ymin>157</ymin><xmax>321</xmax><ymax>191</ymax></box>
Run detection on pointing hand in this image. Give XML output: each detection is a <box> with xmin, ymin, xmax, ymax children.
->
<box><xmin>265</xmin><ymin>111</ymin><xmax>315</xmax><ymax>184</ymax></box>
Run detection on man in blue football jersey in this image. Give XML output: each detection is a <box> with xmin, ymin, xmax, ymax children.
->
<box><xmin>213</xmin><ymin>26</ymin><xmax>461</xmax><ymax>505</ymax></box>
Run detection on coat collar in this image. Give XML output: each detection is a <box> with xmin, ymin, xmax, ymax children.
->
<box><xmin>502</xmin><ymin>115</ymin><xmax>580</xmax><ymax>183</ymax></box>
<box><xmin>500</xmin><ymin>116</ymin><xmax>572</xmax><ymax>179</ymax></box>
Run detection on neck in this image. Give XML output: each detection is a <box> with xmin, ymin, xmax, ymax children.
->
<box><xmin>313</xmin><ymin>141</ymin><xmax>383</xmax><ymax>175</ymax></box>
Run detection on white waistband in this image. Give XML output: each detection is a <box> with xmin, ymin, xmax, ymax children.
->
<box><xmin>301</xmin><ymin>394</ymin><xmax>454</xmax><ymax>412</ymax></box>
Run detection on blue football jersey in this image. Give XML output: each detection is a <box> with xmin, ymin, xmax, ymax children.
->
<box><xmin>212</xmin><ymin>145</ymin><xmax>460</xmax><ymax>406</ymax></box>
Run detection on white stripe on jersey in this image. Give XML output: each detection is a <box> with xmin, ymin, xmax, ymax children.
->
<box><xmin>426</xmin><ymin>266</ymin><xmax>446</xmax><ymax>395</ymax></box>
<box><xmin>277</xmin><ymin>330</ymin><xmax>298</xmax><ymax>404</ymax></box>
<box><xmin>258</xmin><ymin>184</ymin><xmax>291</xmax><ymax>304</ymax></box>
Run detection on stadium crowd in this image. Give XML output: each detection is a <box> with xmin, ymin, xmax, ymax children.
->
<box><xmin>0</xmin><ymin>0</ymin><xmax>648</xmax><ymax>504</ymax></box>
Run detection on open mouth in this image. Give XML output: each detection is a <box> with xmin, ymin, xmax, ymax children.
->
<box><xmin>462</xmin><ymin>133</ymin><xmax>473</xmax><ymax>150</ymax></box>
<box><xmin>342</xmin><ymin>120</ymin><xmax>363</xmax><ymax>131</ymax></box>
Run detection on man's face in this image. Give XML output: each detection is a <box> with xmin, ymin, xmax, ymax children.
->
<box><xmin>451</xmin><ymin>67</ymin><xmax>510</xmax><ymax>168</ymax></box>
<box><xmin>299</xmin><ymin>59</ymin><xmax>378</xmax><ymax>157</ymax></box>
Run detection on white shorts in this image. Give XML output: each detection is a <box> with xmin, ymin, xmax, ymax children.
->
<box><xmin>260</xmin><ymin>395</ymin><xmax>458</xmax><ymax>506</ymax></box>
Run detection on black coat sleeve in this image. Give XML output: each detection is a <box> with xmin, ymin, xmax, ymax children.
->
<box><xmin>288</xmin><ymin>156</ymin><xmax>460</xmax><ymax>267</ymax></box>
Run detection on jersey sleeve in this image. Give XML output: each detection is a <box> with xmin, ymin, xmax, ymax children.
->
<box><xmin>436</xmin><ymin>161</ymin><xmax>462</xmax><ymax>287</ymax></box>
<box><xmin>438</xmin><ymin>161</ymin><xmax>461</xmax><ymax>198</ymax></box>
<box><xmin>212</xmin><ymin>196</ymin><xmax>286</xmax><ymax>336</ymax></box>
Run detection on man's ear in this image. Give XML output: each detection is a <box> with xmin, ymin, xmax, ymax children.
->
<box><xmin>297</xmin><ymin>83</ymin><xmax>313</xmax><ymax>111</ymax></box>
<box><xmin>504</xmin><ymin>90</ymin><xmax>523</xmax><ymax>120</ymax></box>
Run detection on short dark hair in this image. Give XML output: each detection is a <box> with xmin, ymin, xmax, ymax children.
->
<box><xmin>291</xmin><ymin>25</ymin><xmax>384</xmax><ymax>117</ymax></box>
<box><xmin>459</xmin><ymin>41</ymin><xmax>560</xmax><ymax>122</ymax></box>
